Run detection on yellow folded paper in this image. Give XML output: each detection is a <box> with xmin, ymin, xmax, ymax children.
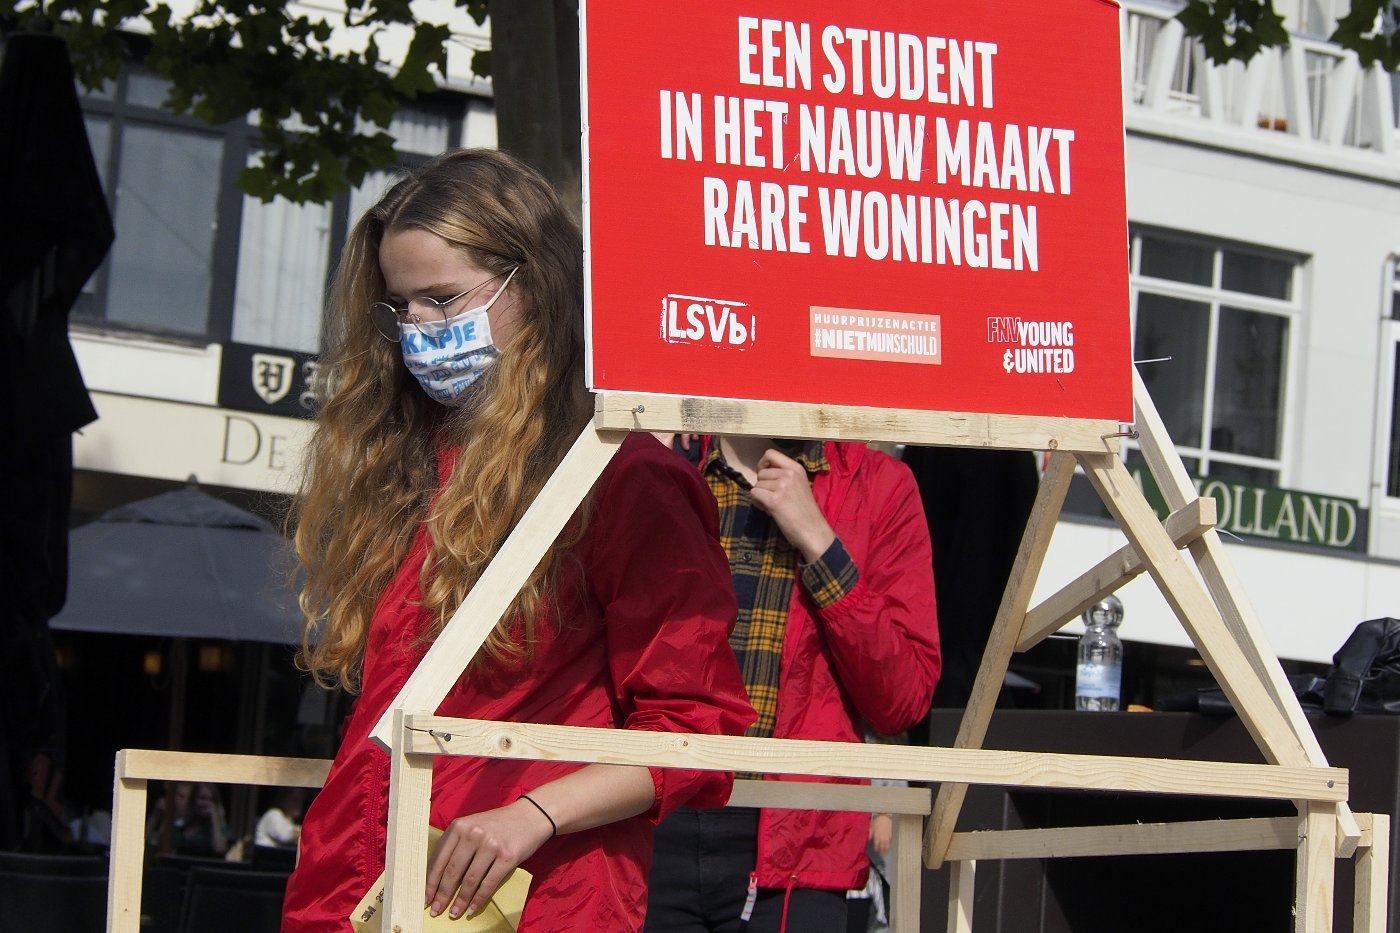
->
<box><xmin>350</xmin><ymin>826</ymin><xmax>532</xmax><ymax>932</ymax></box>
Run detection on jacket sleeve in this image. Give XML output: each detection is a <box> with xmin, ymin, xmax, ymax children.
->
<box><xmin>811</xmin><ymin>458</ymin><xmax>940</xmax><ymax>735</ymax></box>
<box><xmin>585</xmin><ymin>437</ymin><xmax>756</xmax><ymax>819</ymax></box>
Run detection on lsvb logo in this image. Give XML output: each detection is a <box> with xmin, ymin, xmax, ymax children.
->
<box><xmin>251</xmin><ymin>353</ymin><xmax>295</xmax><ymax>405</ymax></box>
<box><xmin>659</xmin><ymin>294</ymin><xmax>756</xmax><ymax>349</ymax></box>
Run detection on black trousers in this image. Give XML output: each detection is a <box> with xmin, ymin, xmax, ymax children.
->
<box><xmin>644</xmin><ymin>807</ymin><xmax>848</xmax><ymax>933</ymax></box>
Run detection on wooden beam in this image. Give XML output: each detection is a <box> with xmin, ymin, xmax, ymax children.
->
<box><xmin>946</xmin><ymin>860</ymin><xmax>975</xmax><ymax>933</ymax></box>
<box><xmin>593</xmin><ymin>392</ymin><xmax>1122</xmax><ymax>454</ymax></box>
<box><xmin>1132</xmin><ymin>369</ymin><xmax>1362</xmax><ymax>853</ymax></box>
<box><xmin>1354</xmin><ymin>813</ymin><xmax>1390</xmax><ymax>933</ymax></box>
<box><xmin>926</xmin><ymin>452</ymin><xmax>1077</xmax><ymax>868</ymax></box>
<box><xmin>1077</xmin><ymin>452</ymin><xmax>1311</xmax><ymax>767</ymax></box>
<box><xmin>370</xmin><ymin>426</ymin><xmax>625</xmax><ymax>749</ymax></box>
<box><xmin>1337</xmin><ymin>806</ymin><xmax>1363</xmax><ymax>859</ymax></box>
<box><xmin>1017</xmin><ymin>496</ymin><xmax>1217</xmax><ymax>650</ymax></box>
<box><xmin>106</xmin><ymin>753</ymin><xmax>147</xmax><ymax>933</ymax></box>
<box><xmin>944</xmin><ymin>817</ymin><xmax>1299</xmax><ymax>861</ymax></box>
<box><xmin>1351</xmin><ymin>811</ymin><xmax>1376</xmax><ymax>849</ymax></box>
<box><xmin>116</xmin><ymin>750</ymin><xmax>330</xmax><ymax>787</ymax></box>
<box><xmin>891</xmin><ymin>813</ymin><xmax>923</xmax><ymax>933</ymax></box>
<box><xmin>401</xmin><ymin>716</ymin><xmax>1347</xmax><ymax>802</ymax></box>
<box><xmin>1132</xmin><ymin>368</ymin><xmax>1324</xmax><ymax>769</ymax></box>
<box><xmin>1296</xmin><ymin>802</ymin><xmax>1337</xmax><ymax>933</ymax></box>
<box><xmin>384</xmin><ymin>710</ymin><xmax>435</xmax><ymax>933</ymax></box>
<box><xmin>727</xmin><ymin>779</ymin><xmax>929</xmax><ymax>815</ymax></box>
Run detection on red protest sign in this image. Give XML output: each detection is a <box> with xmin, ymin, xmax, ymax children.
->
<box><xmin>582</xmin><ymin>0</ymin><xmax>1131</xmax><ymax>421</ymax></box>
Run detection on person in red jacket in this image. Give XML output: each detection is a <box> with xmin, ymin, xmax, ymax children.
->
<box><xmin>281</xmin><ymin>149</ymin><xmax>754</xmax><ymax>932</ymax></box>
<box><xmin>645</xmin><ymin>435</ymin><xmax>940</xmax><ymax>933</ymax></box>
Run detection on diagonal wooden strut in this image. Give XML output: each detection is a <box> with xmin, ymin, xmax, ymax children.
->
<box><xmin>1131</xmin><ymin>370</ymin><xmax>1360</xmax><ymax>855</ymax></box>
<box><xmin>924</xmin><ymin>451</ymin><xmax>1078</xmax><ymax>868</ymax></box>
<box><xmin>1132</xmin><ymin>369</ymin><xmax>1327</xmax><ymax>766</ymax></box>
<box><xmin>369</xmin><ymin>425</ymin><xmax>626</xmax><ymax>750</ymax></box>
<box><xmin>1017</xmin><ymin>496</ymin><xmax>1217</xmax><ymax>651</ymax></box>
<box><xmin>1075</xmin><ymin>451</ymin><xmax>1310</xmax><ymax>766</ymax></box>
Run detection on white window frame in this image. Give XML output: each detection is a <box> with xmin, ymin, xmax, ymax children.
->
<box><xmin>1129</xmin><ymin>229</ymin><xmax>1303</xmax><ymax>486</ymax></box>
<box><xmin>1374</xmin><ymin>260</ymin><xmax>1400</xmax><ymax>506</ymax></box>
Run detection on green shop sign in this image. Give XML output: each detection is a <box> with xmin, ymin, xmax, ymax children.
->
<box><xmin>1130</xmin><ymin>469</ymin><xmax>1363</xmax><ymax>553</ymax></box>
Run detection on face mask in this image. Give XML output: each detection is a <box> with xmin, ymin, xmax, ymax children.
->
<box><xmin>399</xmin><ymin>269</ymin><xmax>515</xmax><ymax>406</ymax></box>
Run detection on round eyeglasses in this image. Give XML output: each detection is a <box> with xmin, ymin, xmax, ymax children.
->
<box><xmin>367</xmin><ymin>267</ymin><xmax>517</xmax><ymax>342</ymax></box>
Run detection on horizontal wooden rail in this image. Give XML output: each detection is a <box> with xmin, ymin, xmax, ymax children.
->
<box><xmin>400</xmin><ymin>717</ymin><xmax>1347</xmax><ymax>803</ymax></box>
<box><xmin>593</xmin><ymin>392</ymin><xmax>1121</xmax><ymax>454</ymax></box>
<box><xmin>116</xmin><ymin>750</ymin><xmax>331</xmax><ymax>787</ymax></box>
<box><xmin>946</xmin><ymin>817</ymin><xmax>1299</xmax><ymax>860</ymax></box>
<box><xmin>728</xmin><ymin>779</ymin><xmax>930</xmax><ymax>814</ymax></box>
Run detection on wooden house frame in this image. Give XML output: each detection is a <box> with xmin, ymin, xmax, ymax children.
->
<box><xmin>105</xmin><ymin>371</ymin><xmax>1390</xmax><ymax>932</ymax></box>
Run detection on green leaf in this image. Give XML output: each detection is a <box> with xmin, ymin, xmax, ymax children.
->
<box><xmin>392</xmin><ymin>22</ymin><xmax>450</xmax><ymax>96</ymax></box>
<box><xmin>1332</xmin><ymin>0</ymin><xmax>1400</xmax><ymax>70</ymax></box>
<box><xmin>14</xmin><ymin>0</ymin><xmax>466</xmax><ymax>202</ymax></box>
<box><xmin>1178</xmin><ymin>0</ymin><xmax>1291</xmax><ymax>67</ymax></box>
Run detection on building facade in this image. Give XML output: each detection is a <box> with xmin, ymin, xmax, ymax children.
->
<box><xmin>63</xmin><ymin>1</ymin><xmax>1400</xmax><ymax>677</ymax></box>
<box><xmin>67</xmin><ymin>3</ymin><xmax>495</xmax><ymax>510</ymax></box>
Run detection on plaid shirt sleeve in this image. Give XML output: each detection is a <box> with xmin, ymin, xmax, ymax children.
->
<box><xmin>799</xmin><ymin>536</ymin><xmax>860</xmax><ymax>609</ymax></box>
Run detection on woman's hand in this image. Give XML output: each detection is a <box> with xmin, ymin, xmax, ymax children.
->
<box><xmin>425</xmin><ymin>798</ymin><xmax>555</xmax><ymax>920</ymax></box>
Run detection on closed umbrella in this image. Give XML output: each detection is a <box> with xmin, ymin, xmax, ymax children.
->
<box><xmin>2</xmin><ymin>27</ymin><xmax>116</xmax><ymax>849</ymax></box>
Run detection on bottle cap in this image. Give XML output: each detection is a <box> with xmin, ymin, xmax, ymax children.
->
<box><xmin>1083</xmin><ymin>594</ymin><xmax>1124</xmax><ymax>629</ymax></box>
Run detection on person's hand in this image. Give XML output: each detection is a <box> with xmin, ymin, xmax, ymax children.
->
<box><xmin>869</xmin><ymin>813</ymin><xmax>893</xmax><ymax>858</ymax></box>
<box><xmin>425</xmin><ymin>798</ymin><xmax>555</xmax><ymax>920</ymax></box>
<box><xmin>750</xmin><ymin>448</ymin><xmax>835</xmax><ymax>562</ymax></box>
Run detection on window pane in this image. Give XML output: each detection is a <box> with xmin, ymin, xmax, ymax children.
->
<box><xmin>1204</xmin><ymin>460</ymin><xmax>1279</xmax><ymax>487</ymax></box>
<box><xmin>1211</xmin><ymin>307</ymin><xmax>1288</xmax><ymax>459</ymax></box>
<box><xmin>105</xmin><ymin>124</ymin><xmax>221</xmax><ymax>335</ymax></box>
<box><xmin>72</xmin><ymin>115</ymin><xmax>114</xmax><ymax>322</ymax></box>
<box><xmin>1139</xmin><ymin>234</ymin><xmax>1213</xmax><ymax>286</ymax></box>
<box><xmin>83</xmin><ymin>115</ymin><xmax>112</xmax><ymax>191</ymax></box>
<box><xmin>1389</xmin><ymin>343</ymin><xmax>1400</xmax><ymax>497</ymax></box>
<box><xmin>1222</xmin><ymin>249</ymin><xmax>1292</xmax><ymax>300</ymax></box>
<box><xmin>1134</xmin><ymin>292</ymin><xmax>1210</xmax><ymax>447</ymax></box>
<box><xmin>126</xmin><ymin>72</ymin><xmax>174</xmax><ymax>109</ymax></box>
<box><xmin>233</xmin><ymin>192</ymin><xmax>332</xmax><ymax>353</ymax></box>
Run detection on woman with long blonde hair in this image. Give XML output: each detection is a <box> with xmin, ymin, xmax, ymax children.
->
<box><xmin>281</xmin><ymin>149</ymin><xmax>753</xmax><ymax>932</ymax></box>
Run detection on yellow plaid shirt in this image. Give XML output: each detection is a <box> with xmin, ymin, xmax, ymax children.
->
<box><xmin>703</xmin><ymin>441</ymin><xmax>859</xmax><ymax>740</ymax></box>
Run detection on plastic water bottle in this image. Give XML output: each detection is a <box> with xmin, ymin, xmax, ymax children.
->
<box><xmin>1075</xmin><ymin>595</ymin><xmax>1124</xmax><ymax>711</ymax></box>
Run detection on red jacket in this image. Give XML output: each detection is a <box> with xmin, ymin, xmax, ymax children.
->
<box><xmin>742</xmin><ymin>440</ymin><xmax>940</xmax><ymax>891</ymax></box>
<box><xmin>282</xmin><ymin>433</ymin><xmax>755</xmax><ymax>932</ymax></box>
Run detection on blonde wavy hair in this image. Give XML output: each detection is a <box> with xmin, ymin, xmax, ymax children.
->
<box><xmin>292</xmin><ymin>149</ymin><xmax>593</xmax><ymax>691</ymax></box>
